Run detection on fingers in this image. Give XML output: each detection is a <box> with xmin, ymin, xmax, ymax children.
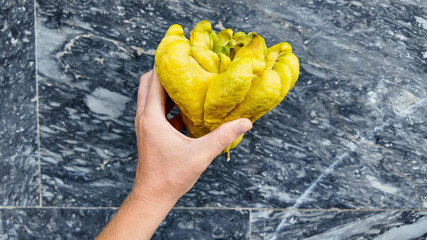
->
<box><xmin>144</xmin><ymin>68</ymin><xmax>167</xmax><ymax>116</ymax></box>
<box><xmin>136</xmin><ymin>70</ymin><xmax>154</xmax><ymax>119</ymax></box>
<box><xmin>168</xmin><ymin>114</ymin><xmax>184</xmax><ymax>131</ymax></box>
<box><xmin>139</xmin><ymin>68</ymin><xmax>184</xmax><ymax>133</ymax></box>
<box><xmin>193</xmin><ymin>118</ymin><xmax>252</xmax><ymax>163</ymax></box>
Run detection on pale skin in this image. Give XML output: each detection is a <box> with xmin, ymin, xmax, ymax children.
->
<box><xmin>96</xmin><ymin>69</ymin><xmax>252</xmax><ymax>239</ymax></box>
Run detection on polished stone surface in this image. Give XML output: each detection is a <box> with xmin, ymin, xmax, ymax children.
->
<box><xmin>1</xmin><ymin>0</ymin><xmax>426</xmax><ymax>238</ymax></box>
<box><xmin>36</xmin><ymin>0</ymin><xmax>153</xmax><ymax>207</ymax></box>
<box><xmin>153</xmin><ymin>209</ymin><xmax>249</xmax><ymax>240</ymax></box>
<box><xmin>0</xmin><ymin>0</ymin><xmax>39</xmax><ymax>206</ymax></box>
<box><xmin>251</xmin><ymin>210</ymin><xmax>427</xmax><ymax>240</ymax></box>
<box><xmin>0</xmin><ymin>208</ymin><xmax>248</xmax><ymax>239</ymax></box>
<box><xmin>0</xmin><ymin>208</ymin><xmax>114</xmax><ymax>239</ymax></box>
<box><xmin>35</xmin><ymin>0</ymin><xmax>427</xmax><ymax>209</ymax></box>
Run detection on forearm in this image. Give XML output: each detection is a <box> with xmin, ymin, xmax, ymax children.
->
<box><xmin>96</xmin><ymin>191</ymin><xmax>175</xmax><ymax>240</ymax></box>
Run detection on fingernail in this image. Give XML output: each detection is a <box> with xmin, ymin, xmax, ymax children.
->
<box><xmin>233</xmin><ymin>120</ymin><xmax>252</xmax><ymax>135</ymax></box>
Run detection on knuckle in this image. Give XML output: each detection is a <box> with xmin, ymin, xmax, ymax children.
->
<box><xmin>218</xmin><ymin>132</ymin><xmax>233</xmax><ymax>148</ymax></box>
<box><xmin>134</xmin><ymin>117</ymin><xmax>139</xmax><ymax>128</ymax></box>
<box><xmin>138</xmin><ymin>115</ymin><xmax>145</xmax><ymax>126</ymax></box>
<box><xmin>140</xmin><ymin>72</ymin><xmax>149</xmax><ymax>81</ymax></box>
<box><xmin>138</xmin><ymin>114</ymin><xmax>151</xmax><ymax>133</ymax></box>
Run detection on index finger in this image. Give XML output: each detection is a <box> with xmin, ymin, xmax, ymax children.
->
<box><xmin>136</xmin><ymin>70</ymin><xmax>153</xmax><ymax>119</ymax></box>
<box><xmin>144</xmin><ymin>68</ymin><xmax>167</xmax><ymax>117</ymax></box>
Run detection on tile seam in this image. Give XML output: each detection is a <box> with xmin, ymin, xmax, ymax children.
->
<box><xmin>33</xmin><ymin>0</ymin><xmax>42</xmax><ymax>207</ymax></box>
<box><xmin>0</xmin><ymin>206</ymin><xmax>118</xmax><ymax>210</ymax></box>
<box><xmin>0</xmin><ymin>206</ymin><xmax>426</xmax><ymax>212</ymax></box>
<box><xmin>248</xmin><ymin>209</ymin><xmax>252</xmax><ymax>240</ymax></box>
<box><xmin>172</xmin><ymin>207</ymin><xmax>427</xmax><ymax>212</ymax></box>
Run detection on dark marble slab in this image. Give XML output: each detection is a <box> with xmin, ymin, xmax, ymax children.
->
<box><xmin>154</xmin><ymin>209</ymin><xmax>249</xmax><ymax>240</ymax></box>
<box><xmin>36</xmin><ymin>0</ymin><xmax>152</xmax><ymax>206</ymax></box>
<box><xmin>0</xmin><ymin>208</ymin><xmax>248</xmax><ymax>239</ymax></box>
<box><xmin>0</xmin><ymin>208</ymin><xmax>114</xmax><ymax>239</ymax></box>
<box><xmin>247</xmin><ymin>0</ymin><xmax>427</xmax><ymax>209</ymax></box>
<box><xmin>173</xmin><ymin>0</ymin><xmax>427</xmax><ymax>209</ymax></box>
<box><xmin>36</xmin><ymin>0</ymin><xmax>427</xmax><ymax>209</ymax></box>
<box><xmin>0</xmin><ymin>0</ymin><xmax>39</xmax><ymax>206</ymax></box>
<box><xmin>298</xmin><ymin>143</ymin><xmax>427</xmax><ymax>209</ymax></box>
<box><xmin>251</xmin><ymin>210</ymin><xmax>427</xmax><ymax>240</ymax></box>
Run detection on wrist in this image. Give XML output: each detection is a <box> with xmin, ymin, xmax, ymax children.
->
<box><xmin>130</xmin><ymin>187</ymin><xmax>177</xmax><ymax>210</ymax></box>
<box><xmin>96</xmin><ymin>187</ymin><xmax>176</xmax><ymax>239</ymax></box>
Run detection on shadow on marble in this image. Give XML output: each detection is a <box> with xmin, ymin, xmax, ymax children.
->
<box><xmin>0</xmin><ymin>0</ymin><xmax>39</xmax><ymax>206</ymax></box>
<box><xmin>251</xmin><ymin>210</ymin><xmax>427</xmax><ymax>240</ymax></box>
<box><xmin>36</xmin><ymin>0</ymin><xmax>426</xmax><ymax>209</ymax></box>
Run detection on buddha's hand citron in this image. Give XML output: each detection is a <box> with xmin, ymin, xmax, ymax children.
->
<box><xmin>155</xmin><ymin>20</ymin><xmax>299</xmax><ymax>160</ymax></box>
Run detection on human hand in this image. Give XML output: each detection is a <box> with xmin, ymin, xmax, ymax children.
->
<box><xmin>97</xmin><ymin>68</ymin><xmax>251</xmax><ymax>239</ymax></box>
<box><xmin>132</xmin><ymin>68</ymin><xmax>252</xmax><ymax>207</ymax></box>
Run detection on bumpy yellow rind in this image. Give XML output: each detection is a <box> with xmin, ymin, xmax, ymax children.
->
<box><xmin>155</xmin><ymin>20</ymin><xmax>299</xmax><ymax>160</ymax></box>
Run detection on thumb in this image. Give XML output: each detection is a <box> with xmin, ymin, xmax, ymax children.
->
<box><xmin>194</xmin><ymin>118</ymin><xmax>252</xmax><ymax>162</ymax></box>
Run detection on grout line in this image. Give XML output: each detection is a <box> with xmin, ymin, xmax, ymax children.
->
<box><xmin>41</xmin><ymin>206</ymin><xmax>119</xmax><ymax>210</ymax></box>
<box><xmin>0</xmin><ymin>205</ymin><xmax>426</xmax><ymax>212</ymax></box>
<box><xmin>172</xmin><ymin>206</ymin><xmax>253</xmax><ymax>211</ymax></box>
<box><xmin>248</xmin><ymin>209</ymin><xmax>252</xmax><ymax>239</ymax></box>
<box><xmin>170</xmin><ymin>206</ymin><xmax>427</xmax><ymax>212</ymax></box>
<box><xmin>33</xmin><ymin>0</ymin><xmax>42</xmax><ymax>208</ymax></box>
<box><xmin>0</xmin><ymin>206</ymin><xmax>118</xmax><ymax>210</ymax></box>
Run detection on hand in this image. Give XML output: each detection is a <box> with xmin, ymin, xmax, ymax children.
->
<box><xmin>97</xmin><ymin>68</ymin><xmax>252</xmax><ymax>240</ymax></box>
<box><xmin>132</xmin><ymin>68</ymin><xmax>252</xmax><ymax>206</ymax></box>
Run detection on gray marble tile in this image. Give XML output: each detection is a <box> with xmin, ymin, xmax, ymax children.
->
<box><xmin>251</xmin><ymin>210</ymin><xmax>427</xmax><ymax>240</ymax></box>
<box><xmin>0</xmin><ymin>208</ymin><xmax>115</xmax><ymax>239</ymax></box>
<box><xmin>298</xmin><ymin>143</ymin><xmax>427</xmax><ymax>209</ymax></box>
<box><xmin>0</xmin><ymin>0</ymin><xmax>39</xmax><ymax>206</ymax></box>
<box><xmin>36</xmin><ymin>0</ymin><xmax>426</xmax><ymax>209</ymax></box>
<box><xmin>247</xmin><ymin>0</ymin><xmax>427</xmax><ymax>209</ymax></box>
<box><xmin>179</xmin><ymin>0</ymin><xmax>427</xmax><ymax>209</ymax></box>
<box><xmin>36</xmin><ymin>0</ymin><xmax>153</xmax><ymax>206</ymax></box>
<box><xmin>154</xmin><ymin>209</ymin><xmax>250</xmax><ymax>240</ymax></box>
<box><xmin>0</xmin><ymin>208</ymin><xmax>248</xmax><ymax>239</ymax></box>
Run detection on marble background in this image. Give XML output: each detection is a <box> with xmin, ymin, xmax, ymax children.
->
<box><xmin>1</xmin><ymin>0</ymin><xmax>426</xmax><ymax>239</ymax></box>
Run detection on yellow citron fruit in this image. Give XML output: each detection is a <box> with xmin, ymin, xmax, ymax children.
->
<box><xmin>155</xmin><ymin>20</ymin><xmax>299</xmax><ymax>160</ymax></box>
